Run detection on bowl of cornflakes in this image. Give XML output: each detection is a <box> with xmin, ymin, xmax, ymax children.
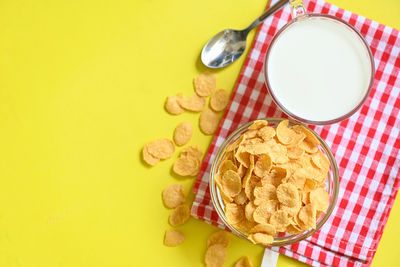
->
<box><xmin>209</xmin><ymin>118</ymin><xmax>339</xmax><ymax>246</ymax></box>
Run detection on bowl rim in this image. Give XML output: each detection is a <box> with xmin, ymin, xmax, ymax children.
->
<box><xmin>263</xmin><ymin>14</ymin><xmax>375</xmax><ymax>125</ymax></box>
<box><xmin>209</xmin><ymin>118</ymin><xmax>339</xmax><ymax>246</ymax></box>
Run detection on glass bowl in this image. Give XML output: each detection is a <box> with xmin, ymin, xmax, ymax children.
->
<box><xmin>209</xmin><ymin>118</ymin><xmax>339</xmax><ymax>246</ymax></box>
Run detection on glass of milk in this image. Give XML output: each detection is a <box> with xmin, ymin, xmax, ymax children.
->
<box><xmin>264</xmin><ymin>0</ymin><xmax>375</xmax><ymax>125</ymax></box>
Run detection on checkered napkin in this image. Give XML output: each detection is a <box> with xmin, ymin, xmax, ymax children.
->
<box><xmin>191</xmin><ymin>0</ymin><xmax>400</xmax><ymax>266</ymax></box>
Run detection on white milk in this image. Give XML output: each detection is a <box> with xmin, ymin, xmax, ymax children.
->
<box><xmin>267</xmin><ymin>17</ymin><xmax>372</xmax><ymax>122</ymax></box>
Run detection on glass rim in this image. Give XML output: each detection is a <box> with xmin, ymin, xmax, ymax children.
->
<box><xmin>209</xmin><ymin>118</ymin><xmax>340</xmax><ymax>246</ymax></box>
<box><xmin>263</xmin><ymin>13</ymin><xmax>376</xmax><ymax>125</ymax></box>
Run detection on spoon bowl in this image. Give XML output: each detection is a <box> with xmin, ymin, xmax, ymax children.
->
<box><xmin>201</xmin><ymin>0</ymin><xmax>289</xmax><ymax>68</ymax></box>
<box><xmin>201</xmin><ymin>29</ymin><xmax>247</xmax><ymax>68</ymax></box>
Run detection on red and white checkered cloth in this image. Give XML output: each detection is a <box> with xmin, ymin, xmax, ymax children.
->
<box><xmin>191</xmin><ymin>0</ymin><xmax>400</xmax><ymax>266</ymax></box>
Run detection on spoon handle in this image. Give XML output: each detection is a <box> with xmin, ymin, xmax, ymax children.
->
<box><xmin>245</xmin><ymin>0</ymin><xmax>289</xmax><ymax>33</ymax></box>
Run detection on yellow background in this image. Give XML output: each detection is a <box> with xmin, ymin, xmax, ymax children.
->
<box><xmin>0</xmin><ymin>0</ymin><xmax>399</xmax><ymax>266</ymax></box>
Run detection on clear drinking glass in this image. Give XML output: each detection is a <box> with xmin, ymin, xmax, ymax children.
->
<box><xmin>209</xmin><ymin>118</ymin><xmax>339</xmax><ymax>246</ymax></box>
<box><xmin>263</xmin><ymin>0</ymin><xmax>375</xmax><ymax>125</ymax></box>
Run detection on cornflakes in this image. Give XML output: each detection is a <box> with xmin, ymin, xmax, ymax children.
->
<box><xmin>250</xmin><ymin>223</ymin><xmax>276</xmax><ymax>236</ymax></box>
<box><xmin>146</xmin><ymin>138</ymin><xmax>175</xmax><ymax>160</ymax></box>
<box><xmin>165</xmin><ymin>94</ymin><xmax>185</xmax><ymax>115</ymax></box>
<box><xmin>207</xmin><ymin>230</ymin><xmax>231</xmax><ymax>248</ymax></box>
<box><xmin>164</xmin><ymin>229</ymin><xmax>185</xmax><ymax>247</ymax></box>
<box><xmin>178</xmin><ymin>93</ymin><xmax>206</xmax><ymax>112</ymax></box>
<box><xmin>173</xmin><ymin>122</ymin><xmax>193</xmax><ymax>146</ymax></box>
<box><xmin>142</xmin><ymin>144</ymin><xmax>160</xmax><ymax>166</ymax></box>
<box><xmin>310</xmin><ymin>188</ymin><xmax>329</xmax><ymax>212</ymax></box>
<box><xmin>194</xmin><ymin>72</ymin><xmax>216</xmax><ymax>97</ymax></box>
<box><xmin>216</xmin><ymin>120</ymin><xmax>331</xmax><ymax>242</ymax></box>
<box><xmin>205</xmin><ymin>244</ymin><xmax>227</xmax><ymax>267</ymax></box>
<box><xmin>225</xmin><ymin>203</ymin><xmax>244</xmax><ymax>225</ymax></box>
<box><xmin>249</xmin><ymin>233</ymin><xmax>274</xmax><ymax>246</ymax></box>
<box><xmin>234</xmin><ymin>256</ymin><xmax>254</xmax><ymax>267</ymax></box>
<box><xmin>200</xmin><ymin>108</ymin><xmax>220</xmax><ymax>135</ymax></box>
<box><xmin>169</xmin><ymin>204</ymin><xmax>190</xmax><ymax>226</ymax></box>
<box><xmin>173</xmin><ymin>155</ymin><xmax>200</xmax><ymax>177</ymax></box>
<box><xmin>162</xmin><ymin>184</ymin><xmax>186</xmax><ymax>209</ymax></box>
<box><xmin>210</xmin><ymin>89</ymin><xmax>229</xmax><ymax>111</ymax></box>
<box><xmin>221</xmin><ymin>170</ymin><xmax>242</xmax><ymax>197</ymax></box>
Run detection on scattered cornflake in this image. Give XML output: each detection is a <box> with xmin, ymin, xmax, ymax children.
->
<box><xmin>165</xmin><ymin>94</ymin><xmax>185</xmax><ymax>115</ymax></box>
<box><xmin>210</xmin><ymin>89</ymin><xmax>229</xmax><ymax>111</ymax></box>
<box><xmin>199</xmin><ymin>108</ymin><xmax>220</xmax><ymax>135</ymax></box>
<box><xmin>178</xmin><ymin>93</ymin><xmax>206</xmax><ymax>112</ymax></box>
<box><xmin>173</xmin><ymin>122</ymin><xmax>193</xmax><ymax>146</ymax></box>
<box><xmin>207</xmin><ymin>230</ymin><xmax>231</xmax><ymax>248</ymax></box>
<box><xmin>234</xmin><ymin>256</ymin><xmax>254</xmax><ymax>267</ymax></box>
<box><xmin>142</xmin><ymin>144</ymin><xmax>160</xmax><ymax>166</ymax></box>
<box><xmin>173</xmin><ymin>155</ymin><xmax>200</xmax><ymax>177</ymax></box>
<box><xmin>205</xmin><ymin>244</ymin><xmax>227</xmax><ymax>267</ymax></box>
<box><xmin>169</xmin><ymin>204</ymin><xmax>191</xmax><ymax>226</ymax></box>
<box><xmin>181</xmin><ymin>145</ymin><xmax>203</xmax><ymax>161</ymax></box>
<box><xmin>194</xmin><ymin>72</ymin><xmax>216</xmax><ymax>97</ymax></box>
<box><xmin>146</xmin><ymin>138</ymin><xmax>175</xmax><ymax>160</ymax></box>
<box><xmin>162</xmin><ymin>184</ymin><xmax>186</xmax><ymax>209</ymax></box>
<box><xmin>164</xmin><ymin>229</ymin><xmax>185</xmax><ymax>247</ymax></box>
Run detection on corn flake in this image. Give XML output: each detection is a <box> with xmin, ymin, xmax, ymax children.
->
<box><xmin>194</xmin><ymin>72</ymin><xmax>216</xmax><ymax>97</ymax></box>
<box><xmin>220</xmin><ymin>159</ymin><xmax>238</xmax><ymax>173</ymax></box>
<box><xmin>287</xmin><ymin>146</ymin><xmax>305</xmax><ymax>159</ymax></box>
<box><xmin>169</xmin><ymin>204</ymin><xmax>190</xmax><ymax>226</ymax></box>
<box><xmin>162</xmin><ymin>184</ymin><xmax>186</xmax><ymax>209</ymax></box>
<box><xmin>222</xmin><ymin>170</ymin><xmax>242</xmax><ymax>198</ymax></box>
<box><xmin>142</xmin><ymin>144</ymin><xmax>160</xmax><ymax>166</ymax></box>
<box><xmin>245</xmin><ymin>201</ymin><xmax>257</xmax><ymax>222</ymax></box>
<box><xmin>225</xmin><ymin>203</ymin><xmax>245</xmax><ymax>225</ymax></box>
<box><xmin>207</xmin><ymin>230</ymin><xmax>231</xmax><ymax>248</ymax></box>
<box><xmin>215</xmin><ymin>174</ymin><xmax>233</xmax><ymax>203</ymax></box>
<box><xmin>311</xmin><ymin>151</ymin><xmax>330</xmax><ymax>172</ymax></box>
<box><xmin>181</xmin><ymin>145</ymin><xmax>203</xmax><ymax>161</ymax></box>
<box><xmin>234</xmin><ymin>189</ymin><xmax>248</xmax><ymax>205</ymax></box>
<box><xmin>173</xmin><ymin>122</ymin><xmax>193</xmax><ymax>146</ymax></box>
<box><xmin>249</xmin><ymin>233</ymin><xmax>274</xmax><ymax>246</ymax></box>
<box><xmin>248</xmin><ymin>120</ymin><xmax>268</xmax><ymax>130</ymax></box>
<box><xmin>253</xmin><ymin>154</ymin><xmax>272</xmax><ymax>178</ymax></box>
<box><xmin>178</xmin><ymin>93</ymin><xmax>206</xmax><ymax>112</ymax></box>
<box><xmin>292</xmin><ymin>125</ymin><xmax>320</xmax><ymax>146</ymax></box>
<box><xmin>276</xmin><ymin>183</ymin><xmax>300</xmax><ymax>207</ymax></box>
<box><xmin>165</xmin><ymin>94</ymin><xmax>185</xmax><ymax>115</ymax></box>
<box><xmin>254</xmin><ymin>184</ymin><xmax>277</xmax><ymax>205</ymax></box>
<box><xmin>234</xmin><ymin>256</ymin><xmax>254</xmax><ymax>267</ymax></box>
<box><xmin>146</xmin><ymin>138</ymin><xmax>175</xmax><ymax>160</ymax></box>
<box><xmin>269</xmin><ymin>210</ymin><xmax>290</xmax><ymax>232</ymax></box>
<box><xmin>244</xmin><ymin>176</ymin><xmax>259</xmax><ymax>200</ymax></box>
<box><xmin>257</xmin><ymin>126</ymin><xmax>276</xmax><ymax>141</ymax></box>
<box><xmin>250</xmin><ymin>223</ymin><xmax>276</xmax><ymax>236</ymax></box>
<box><xmin>253</xmin><ymin>201</ymin><xmax>277</xmax><ymax>224</ymax></box>
<box><xmin>210</xmin><ymin>89</ymin><xmax>229</xmax><ymax>111</ymax></box>
<box><xmin>204</xmin><ymin>244</ymin><xmax>227</xmax><ymax>267</ymax></box>
<box><xmin>298</xmin><ymin>204</ymin><xmax>316</xmax><ymax>229</ymax></box>
<box><xmin>173</xmin><ymin>155</ymin><xmax>200</xmax><ymax>177</ymax></box>
<box><xmin>310</xmin><ymin>188</ymin><xmax>329</xmax><ymax>212</ymax></box>
<box><xmin>164</xmin><ymin>229</ymin><xmax>185</xmax><ymax>247</ymax></box>
<box><xmin>200</xmin><ymin>108</ymin><xmax>220</xmax><ymax>135</ymax></box>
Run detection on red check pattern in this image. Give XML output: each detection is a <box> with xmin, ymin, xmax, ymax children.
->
<box><xmin>191</xmin><ymin>0</ymin><xmax>400</xmax><ymax>266</ymax></box>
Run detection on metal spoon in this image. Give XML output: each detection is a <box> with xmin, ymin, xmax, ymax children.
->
<box><xmin>201</xmin><ymin>0</ymin><xmax>289</xmax><ymax>68</ymax></box>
